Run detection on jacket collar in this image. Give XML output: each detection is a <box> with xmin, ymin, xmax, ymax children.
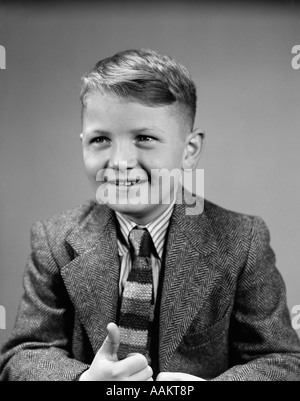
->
<box><xmin>66</xmin><ymin>189</ymin><xmax>217</xmax><ymax>258</ymax></box>
<box><xmin>65</xmin><ymin>203</ymin><xmax>116</xmax><ymax>255</ymax></box>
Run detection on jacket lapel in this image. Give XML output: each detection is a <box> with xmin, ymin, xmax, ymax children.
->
<box><xmin>159</xmin><ymin>195</ymin><xmax>218</xmax><ymax>371</ymax></box>
<box><xmin>59</xmin><ymin>194</ymin><xmax>218</xmax><ymax>363</ymax></box>
<box><xmin>61</xmin><ymin>204</ymin><xmax>120</xmax><ymax>354</ymax></box>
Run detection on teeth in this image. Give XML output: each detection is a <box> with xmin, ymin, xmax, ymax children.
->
<box><xmin>116</xmin><ymin>179</ymin><xmax>141</xmax><ymax>186</ymax></box>
<box><xmin>103</xmin><ymin>175</ymin><xmax>142</xmax><ymax>184</ymax></box>
<box><xmin>105</xmin><ymin>178</ymin><xmax>142</xmax><ymax>186</ymax></box>
<box><xmin>117</xmin><ymin>181</ymin><xmax>135</xmax><ymax>186</ymax></box>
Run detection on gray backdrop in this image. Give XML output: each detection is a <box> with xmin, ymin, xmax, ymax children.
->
<box><xmin>0</xmin><ymin>1</ymin><xmax>300</xmax><ymax>347</ymax></box>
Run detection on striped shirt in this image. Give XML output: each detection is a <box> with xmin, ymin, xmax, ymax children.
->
<box><xmin>115</xmin><ymin>200</ymin><xmax>175</xmax><ymax>304</ymax></box>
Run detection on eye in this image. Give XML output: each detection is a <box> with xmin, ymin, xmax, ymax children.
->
<box><xmin>90</xmin><ymin>136</ymin><xmax>111</xmax><ymax>145</ymax></box>
<box><xmin>136</xmin><ymin>135</ymin><xmax>156</xmax><ymax>143</ymax></box>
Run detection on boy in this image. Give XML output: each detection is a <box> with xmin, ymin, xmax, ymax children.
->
<box><xmin>0</xmin><ymin>49</ymin><xmax>300</xmax><ymax>381</ymax></box>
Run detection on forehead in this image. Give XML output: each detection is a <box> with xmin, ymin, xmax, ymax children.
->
<box><xmin>82</xmin><ymin>92</ymin><xmax>189</xmax><ymax>133</ymax></box>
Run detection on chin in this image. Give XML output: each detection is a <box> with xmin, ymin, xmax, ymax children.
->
<box><xmin>107</xmin><ymin>202</ymin><xmax>150</xmax><ymax>216</ymax></box>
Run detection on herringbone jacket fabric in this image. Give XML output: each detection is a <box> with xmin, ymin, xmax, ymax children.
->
<box><xmin>0</xmin><ymin>197</ymin><xmax>300</xmax><ymax>381</ymax></box>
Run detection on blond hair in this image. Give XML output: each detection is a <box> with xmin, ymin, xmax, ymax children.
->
<box><xmin>80</xmin><ymin>49</ymin><xmax>197</xmax><ymax>128</ymax></box>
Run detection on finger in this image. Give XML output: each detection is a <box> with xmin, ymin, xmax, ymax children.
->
<box><xmin>157</xmin><ymin>372</ymin><xmax>205</xmax><ymax>381</ymax></box>
<box><xmin>98</xmin><ymin>323</ymin><xmax>120</xmax><ymax>360</ymax></box>
<box><xmin>156</xmin><ymin>372</ymin><xmax>178</xmax><ymax>381</ymax></box>
<box><xmin>127</xmin><ymin>365</ymin><xmax>153</xmax><ymax>381</ymax></box>
<box><xmin>117</xmin><ymin>353</ymin><xmax>149</xmax><ymax>376</ymax></box>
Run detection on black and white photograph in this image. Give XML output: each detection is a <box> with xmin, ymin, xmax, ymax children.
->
<box><xmin>0</xmin><ymin>0</ymin><xmax>299</xmax><ymax>382</ymax></box>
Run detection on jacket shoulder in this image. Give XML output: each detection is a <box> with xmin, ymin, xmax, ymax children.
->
<box><xmin>203</xmin><ymin>198</ymin><xmax>270</xmax><ymax>249</ymax></box>
<box><xmin>204</xmin><ymin>198</ymin><xmax>258</xmax><ymax>226</ymax></box>
<box><xmin>30</xmin><ymin>200</ymin><xmax>101</xmax><ymax>251</ymax></box>
<box><xmin>39</xmin><ymin>200</ymin><xmax>97</xmax><ymax>230</ymax></box>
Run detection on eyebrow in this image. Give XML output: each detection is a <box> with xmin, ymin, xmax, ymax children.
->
<box><xmin>84</xmin><ymin>127</ymin><xmax>165</xmax><ymax>136</ymax></box>
<box><xmin>130</xmin><ymin>127</ymin><xmax>165</xmax><ymax>135</ymax></box>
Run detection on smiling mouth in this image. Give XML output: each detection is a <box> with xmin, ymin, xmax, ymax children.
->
<box><xmin>103</xmin><ymin>177</ymin><xmax>142</xmax><ymax>186</ymax></box>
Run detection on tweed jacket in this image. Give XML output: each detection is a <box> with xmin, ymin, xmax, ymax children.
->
<box><xmin>0</xmin><ymin>197</ymin><xmax>300</xmax><ymax>381</ymax></box>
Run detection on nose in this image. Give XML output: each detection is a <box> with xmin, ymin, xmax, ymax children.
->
<box><xmin>108</xmin><ymin>141</ymin><xmax>137</xmax><ymax>170</ymax></box>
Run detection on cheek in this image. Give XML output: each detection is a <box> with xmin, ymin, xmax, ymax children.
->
<box><xmin>169</xmin><ymin>144</ymin><xmax>185</xmax><ymax>164</ymax></box>
<box><xmin>83</xmin><ymin>153</ymin><xmax>105</xmax><ymax>179</ymax></box>
<box><xmin>148</xmin><ymin>149</ymin><xmax>184</xmax><ymax>171</ymax></box>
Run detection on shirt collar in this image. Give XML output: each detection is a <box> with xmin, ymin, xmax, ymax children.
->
<box><xmin>115</xmin><ymin>198</ymin><xmax>176</xmax><ymax>260</ymax></box>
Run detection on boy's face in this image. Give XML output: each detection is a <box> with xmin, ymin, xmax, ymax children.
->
<box><xmin>81</xmin><ymin>92</ymin><xmax>192</xmax><ymax>224</ymax></box>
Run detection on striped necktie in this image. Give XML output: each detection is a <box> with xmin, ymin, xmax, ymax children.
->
<box><xmin>118</xmin><ymin>227</ymin><xmax>154</xmax><ymax>362</ymax></box>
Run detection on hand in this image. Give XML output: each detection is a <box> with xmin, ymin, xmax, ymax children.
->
<box><xmin>156</xmin><ymin>372</ymin><xmax>206</xmax><ymax>381</ymax></box>
<box><xmin>79</xmin><ymin>322</ymin><xmax>153</xmax><ymax>381</ymax></box>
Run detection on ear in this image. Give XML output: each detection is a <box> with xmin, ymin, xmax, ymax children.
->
<box><xmin>182</xmin><ymin>128</ymin><xmax>205</xmax><ymax>170</ymax></box>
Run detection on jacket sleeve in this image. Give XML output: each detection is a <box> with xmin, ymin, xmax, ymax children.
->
<box><xmin>0</xmin><ymin>221</ymin><xmax>90</xmax><ymax>381</ymax></box>
<box><xmin>213</xmin><ymin>217</ymin><xmax>300</xmax><ymax>381</ymax></box>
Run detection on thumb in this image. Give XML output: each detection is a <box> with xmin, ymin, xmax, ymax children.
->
<box><xmin>98</xmin><ymin>322</ymin><xmax>120</xmax><ymax>361</ymax></box>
